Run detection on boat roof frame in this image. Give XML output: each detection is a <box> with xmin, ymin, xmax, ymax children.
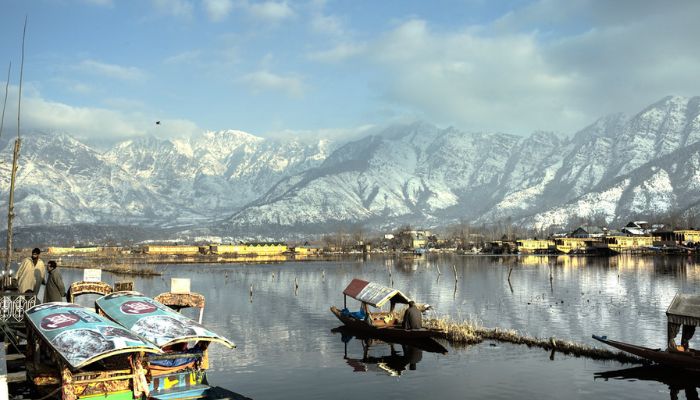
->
<box><xmin>666</xmin><ymin>293</ymin><xmax>700</xmax><ymax>327</ymax></box>
<box><xmin>342</xmin><ymin>279</ymin><xmax>411</xmax><ymax>309</ymax></box>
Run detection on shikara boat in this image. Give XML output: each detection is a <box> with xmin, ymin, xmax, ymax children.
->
<box><xmin>593</xmin><ymin>293</ymin><xmax>700</xmax><ymax>371</ymax></box>
<box><xmin>331</xmin><ymin>326</ymin><xmax>448</xmax><ymax>354</ymax></box>
<box><xmin>24</xmin><ymin>302</ymin><xmax>162</xmax><ymax>400</ymax></box>
<box><xmin>330</xmin><ymin>279</ymin><xmax>444</xmax><ymax>340</ymax></box>
<box><xmin>95</xmin><ymin>292</ymin><xmax>236</xmax><ymax>400</ymax></box>
<box><xmin>68</xmin><ymin>280</ymin><xmax>113</xmax><ymax>303</ymax></box>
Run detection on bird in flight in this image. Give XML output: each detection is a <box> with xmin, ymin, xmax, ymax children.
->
<box><xmin>155</xmin><ymin>121</ymin><xmax>161</xmax><ymax>125</ymax></box>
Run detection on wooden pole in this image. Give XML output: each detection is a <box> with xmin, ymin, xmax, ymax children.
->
<box><xmin>0</xmin><ymin>62</ymin><xmax>10</xmax><ymax>140</ymax></box>
<box><xmin>5</xmin><ymin>17</ymin><xmax>27</xmax><ymax>277</ymax></box>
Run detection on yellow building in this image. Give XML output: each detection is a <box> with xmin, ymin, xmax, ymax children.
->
<box><xmin>211</xmin><ymin>243</ymin><xmax>288</xmax><ymax>256</ymax></box>
<box><xmin>293</xmin><ymin>246</ymin><xmax>322</xmax><ymax>256</ymax></box>
<box><xmin>143</xmin><ymin>245</ymin><xmax>201</xmax><ymax>255</ymax></box>
<box><xmin>674</xmin><ymin>230</ymin><xmax>700</xmax><ymax>244</ymax></box>
<box><xmin>601</xmin><ymin>236</ymin><xmax>658</xmax><ymax>253</ymax></box>
<box><xmin>553</xmin><ymin>237</ymin><xmax>597</xmax><ymax>254</ymax></box>
<box><xmin>47</xmin><ymin>246</ymin><xmax>102</xmax><ymax>255</ymax></box>
<box><xmin>516</xmin><ymin>239</ymin><xmax>555</xmax><ymax>254</ymax></box>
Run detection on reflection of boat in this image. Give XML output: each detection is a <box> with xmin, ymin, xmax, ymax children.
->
<box><xmin>331</xmin><ymin>326</ymin><xmax>448</xmax><ymax>354</ymax></box>
<box><xmin>594</xmin><ymin>365</ymin><xmax>700</xmax><ymax>398</ymax></box>
<box><xmin>95</xmin><ymin>292</ymin><xmax>239</xmax><ymax>400</ymax></box>
<box><xmin>332</xmin><ymin>328</ymin><xmax>430</xmax><ymax>376</ymax></box>
<box><xmin>593</xmin><ymin>293</ymin><xmax>700</xmax><ymax>371</ymax></box>
<box><xmin>330</xmin><ymin>279</ymin><xmax>444</xmax><ymax>340</ymax></box>
<box><xmin>24</xmin><ymin>302</ymin><xmax>162</xmax><ymax>399</ymax></box>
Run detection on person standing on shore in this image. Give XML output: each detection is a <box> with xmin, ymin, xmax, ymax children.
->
<box><xmin>43</xmin><ymin>261</ymin><xmax>66</xmax><ymax>303</ymax></box>
<box><xmin>16</xmin><ymin>248</ymin><xmax>46</xmax><ymax>294</ymax></box>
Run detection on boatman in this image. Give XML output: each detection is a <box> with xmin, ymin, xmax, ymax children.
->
<box><xmin>16</xmin><ymin>248</ymin><xmax>46</xmax><ymax>294</ymax></box>
<box><xmin>403</xmin><ymin>301</ymin><xmax>422</xmax><ymax>330</ymax></box>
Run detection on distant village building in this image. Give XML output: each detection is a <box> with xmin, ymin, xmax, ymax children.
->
<box><xmin>673</xmin><ymin>230</ymin><xmax>700</xmax><ymax>245</ymax></box>
<box><xmin>210</xmin><ymin>243</ymin><xmax>288</xmax><ymax>256</ymax></box>
<box><xmin>553</xmin><ymin>237</ymin><xmax>596</xmax><ymax>254</ymax></box>
<box><xmin>599</xmin><ymin>235</ymin><xmax>659</xmax><ymax>253</ymax></box>
<box><xmin>621</xmin><ymin>221</ymin><xmax>653</xmax><ymax>236</ymax></box>
<box><xmin>47</xmin><ymin>246</ymin><xmax>103</xmax><ymax>255</ymax></box>
<box><xmin>143</xmin><ymin>245</ymin><xmax>201</xmax><ymax>255</ymax></box>
<box><xmin>293</xmin><ymin>245</ymin><xmax>323</xmax><ymax>256</ymax></box>
<box><xmin>400</xmin><ymin>230</ymin><xmax>430</xmax><ymax>250</ymax></box>
<box><xmin>570</xmin><ymin>226</ymin><xmax>606</xmax><ymax>238</ymax></box>
<box><xmin>516</xmin><ymin>239</ymin><xmax>555</xmax><ymax>254</ymax></box>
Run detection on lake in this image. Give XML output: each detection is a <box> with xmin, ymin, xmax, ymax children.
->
<box><xmin>60</xmin><ymin>254</ymin><xmax>700</xmax><ymax>400</ymax></box>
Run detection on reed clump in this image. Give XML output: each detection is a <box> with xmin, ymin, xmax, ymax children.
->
<box><xmin>425</xmin><ymin>317</ymin><xmax>482</xmax><ymax>345</ymax></box>
<box><xmin>425</xmin><ymin>317</ymin><xmax>644</xmax><ymax>364</ymax></box>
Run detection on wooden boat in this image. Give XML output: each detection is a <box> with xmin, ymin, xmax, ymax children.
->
<box><xmin>593</xmin><ymin>292</ymin><xmax>700</xmax><ymax>371</ymax></box>
<box><xmin>95</xmin><ymin>291</ymin><xmax>236</xmax><ymax>399</ymax></box>
<box><xmin>24</xmin><ymin>302</ymin><xmax>162</xmax><ymax>399</ymax></box>
<box><xmin>68</xmin><ymin>281</ymin><xmax>113</xmax><ymax>303</ymax></box>
<box><xmin>331</xmin><ymin>326</ymin><xmax>448</xmax><ymax>354</ymax></box>
<box><xmin>330</xmin><ymin>278</ymin><xmax>444</xmax><ymax>341</ymax></box>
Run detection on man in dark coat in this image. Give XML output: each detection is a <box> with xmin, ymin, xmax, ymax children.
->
<box><xmin>403</xmin><ymin>301</ymin><xmax>422</xmax><ymax>330</ymax></box>
<box><xmin>43</xmin><ymin>261</ymin><xmax>66</xmax><ymax>303</ymax></box>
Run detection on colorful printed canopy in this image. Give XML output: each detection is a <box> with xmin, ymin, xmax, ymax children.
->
<box><xmin>343</xmin><ymin>279</ymin><xmax>411</xmax><ymax>308</ymax></box>
<box><xmin>25</xmin><ymin>302</ymin><xmax>161</xmax><ymax>369</ymax></box>
<box><xmin>95</xmin><ymin>292</ymin><xmax>235</xmax><ymax>349</ymax></box>
<box><xmin>667</xmin><ymin>293</ymin><xmax>700</xmax><ymax>327</ymax></box>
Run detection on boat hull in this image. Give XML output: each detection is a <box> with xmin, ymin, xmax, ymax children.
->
<box><xmin>330</xmin><ymin>306</ymin><xmax>442</xmax><ymax>340</ymax></box>
<box><xmin>592</xmin><ymin>335</ymin><xmax>700</xmax><ymax>371</ymax></box>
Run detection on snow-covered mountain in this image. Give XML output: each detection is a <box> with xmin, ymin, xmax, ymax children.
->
<box><xmin>1</xmin><ymin>95</ymin><xmax>699</xmax><ymax>239</ymax></box>
<box><xmin>0</xmin><ymin>130</ymin><xmax>333</xmax><ymax>228</ymax></box>
<box><xmin>226</xmin><ymin>95</ymin><xmax>700</xmax><ymax>233</ymax></box>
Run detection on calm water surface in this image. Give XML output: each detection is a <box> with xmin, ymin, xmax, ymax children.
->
<box><xmin>60</xmin><ymin>255</ymin><xmax>700</xmax><ymax>400</ymax></box>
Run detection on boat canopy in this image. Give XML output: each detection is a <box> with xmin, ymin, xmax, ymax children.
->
<box><xmin>95</xmin><ymin>292</ymin><xmax>235</xmax><ymax>349</ymax></box>
<box><xmin>667</xmin><ymin>293</ymin><xmax>700</xmax><ymax>327</ymax></box>
<box><xmin>343</xmin><ymin>279</ymin><xmax>411</xmax><ymax>308</ymax></box>
<box><xmin>666</xmin><ymin>293</ymin><xmax>700</xmax><ymax>351</ymax></box>
<box><xmin>24</xmin><ymin>302</ymin><xmax>161</xmax><ymax>370</ymax></box>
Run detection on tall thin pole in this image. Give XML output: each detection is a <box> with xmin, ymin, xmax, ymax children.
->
<box><xmin>5</xmin><ymin>16</ymin><xmax>27</xmax><ymax>276</ymax></box>
<box><xmin>0</xmin><ymin>62</ymin><xmax>10</xmax><ymax>140</ymax></box>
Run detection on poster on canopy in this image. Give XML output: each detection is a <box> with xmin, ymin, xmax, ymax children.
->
<box><xmin>95</xmin><ymin>292</ymin><xmax>235</xmax><ymax>349</ymax></box>
<box><xmin>25</xmin><ymin>302</ymin><xmax>161</xmax><ymax>369</ymax></box>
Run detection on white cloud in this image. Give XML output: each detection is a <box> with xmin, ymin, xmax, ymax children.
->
<box><xmin>77</xmin><ymin>60</ymin><xmax>146</xmax><ymax>81</ymax></box>
<box><xmin>67</xmin><ymin>83</ymin><xmax>93</xmax><ymax>95</ymax></box>
<box><xmin>263</xmin><ymin>124</ymin><xmax>376</xmax><ymax>142</ymax></box>
<box><xmin>242</xmin><ymin>1</ymin><xmax>294</xmax><ymax>22</ymax></box>
<box><xmin>164</xmin><ymin>50</ymin><xmax>202</xmax><ymax>65</ymax></box>
<box><xmin>365</xmin><ymin>19</ymin><xmax>581</xmax><ymax>134</ymax></box>
<box><xmin>79</xmin><ymin>0</ymin><xmax>113</xmax><ymax>6</ymax></box>
<box><xmin>239</xmin><ymin>70</ymin><xmax>304</xmax><ymax>98</ymax></box>
<box><xmin>311</xmin><ymin>13</ymin><xmax>343</xmax><ymax>36</ymax></box>
<box><xmin>2</xmin><ymin>86</ymin><xmax>200</xmax><ymax>139</ymax></box>
<box><xmin>151</xmin><ymin>0</ymin><xmax>194</xmax><ymax>18</ymax></box>
<box><xmin>203</xmin><ymin>0</ymin><xmax>233</xmax><ymax>22</ymax></box>
<box><xmin>308</xmin><ymin>42</ymin><xmax>365</xmax><ymax>63</ymax></box>
<box><xmin>359</xmin><ymin>1</ymin><xmax>700</xmax><ymax>136</ymax></box>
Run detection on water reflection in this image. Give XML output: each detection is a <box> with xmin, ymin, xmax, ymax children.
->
<box><xmin>57</xmin><ymin>255</ymin><xmax>700</xmax><ymax>399</ymax></box>
<box><xmin>595</xmin><ymin>365</ymin><xmax>700</xmax><ymax>400</ymax></box>
<box><xmin>331</xmin><ymin>326</ymin><xmax>447</xmax><ymax>376</ymax></box>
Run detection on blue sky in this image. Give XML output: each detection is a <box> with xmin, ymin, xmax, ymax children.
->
<box><xmin>2</xmin><ymin>0</ymin><xmax>700</xmax><ymax>141</ymax></box>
